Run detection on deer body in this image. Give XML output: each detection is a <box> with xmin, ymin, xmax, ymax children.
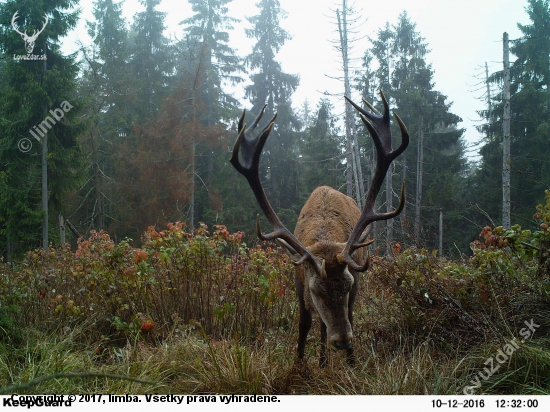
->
<box><xmin>295</xmin><ymin>186</ymin><xmax>361</xmax><ymax>246</ymax></box>
<box><xmin>294</xmin><ymin>186</ymin><xmax>363</xmax><ymax>367</ymax></box>
<box><xmin>230</xmin><ymin>91</ymin><xmax>409</xmax><ymax>367</ymax></box>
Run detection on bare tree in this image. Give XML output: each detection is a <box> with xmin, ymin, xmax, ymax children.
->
<box><xmin>334</xmin><ymin>0</ymin><xmax>365</xmax><ymax>206</ymax></box>
<box><xmin>414</xmin><ymin>116</ymin><xmax>424</xmax><ymax>243</ymax></box>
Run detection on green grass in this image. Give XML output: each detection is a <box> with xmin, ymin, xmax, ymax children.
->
<box><xmin>2</xmin><ymin>321</ymin><xmax>549</xmax><ymax>394</ymax></box>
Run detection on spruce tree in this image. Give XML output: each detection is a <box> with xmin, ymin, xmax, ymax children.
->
<box><xmin>180</xmin><ymin>0</ymin><xmax>243</xmax><ymax>124</ymax></box>
<box><xmin>77</xmin><ymin>0</ymin><xmax>131</xmax><ymax>231</ymax></box>
<box><xmin>130</xmin><ymin>0</ymin><xmax>174</xmax><ymax>119</ymax></box>
<box><xmin>244</xmin><ymin>0</ymin><xmax>300</xmax><ymax>225</ymax></box>
<box><xmin>0</xmin><ymin>0</ymin><xmax>85</xmax><ymax>257</ymax></box>
<box><xmin>179</xmin><ymin>0</ymin><xmax>245</xmax><ymax>227</ymax></box>
<box><xmin>357</xmin><ymin>12</ymin><xmax>468</xmax><ymax>253</ymax></box>
<box><xmin>298</xmin><ymin>99</ymin><xmax>345</xmax><ymax>202</ymax></box>
<box><xmin>475</xmin><ymin>0</ymin><xmax>550</xmax><ymax>230</ymax></box>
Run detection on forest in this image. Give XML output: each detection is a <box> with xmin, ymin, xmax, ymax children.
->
<box><xmin>0</xmin><ymin>0</ymin><xmax>550</xmax><ymax>396</ymax></box>
<box><xmin>0</xmin><ymin>0</ymin><xmax>548</xmax><ymax>258</ymax></box>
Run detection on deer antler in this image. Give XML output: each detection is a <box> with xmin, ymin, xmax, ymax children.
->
<box><xmin>230</xmin><ymin>105</ymin><xmax>326</xmax><ymax>277</ymax></box>
<box><xmin>11</xmin><ymin>12</ymin><xmax>48</xmax><ymax>54</ymax></box>
<box><xmin>339</xmin><ymin>90</ymin><xmax>410</xmax><ymax>271</ymax></box>
<box><xmin>11</xmin><ymin>12</ymin><xmax>25</xmax><ymax>37</ymax></box>
<box><xmin>29</xmin><ymin>14</ymin><xmax>49</xmax><ymax>41</ymax></box>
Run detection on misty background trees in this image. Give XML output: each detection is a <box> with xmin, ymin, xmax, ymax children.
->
<box><xmin>1</xmin><ymin>0</ymin><xmax>549</xmax><ymax>260</ymax></box>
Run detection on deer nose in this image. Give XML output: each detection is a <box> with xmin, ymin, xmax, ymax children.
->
<box><xmin>330</xmin><ymin>335</ymin><xmax>352</xmax><ymax>350</ymax></box>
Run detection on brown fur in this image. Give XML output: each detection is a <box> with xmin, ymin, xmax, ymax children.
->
<box><xmin>294</xmin><ymin>186</ymin><xmax>361</xmax><ymax>246</ymax></box>
<box><xmin>293</xmin><ymin>186</ymin><xmax>363</xmax><ymax>314</ymax></box>
<box><xmin>288</xmin><ymin>186</ymin><xmax>363</xmax><ymax>367</ymax></box>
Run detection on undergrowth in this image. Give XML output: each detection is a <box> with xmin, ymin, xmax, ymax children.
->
<box><xmin>2</xmin><ymin>192</ymin><xmax>550</xmax><ymax>394</ymax></box>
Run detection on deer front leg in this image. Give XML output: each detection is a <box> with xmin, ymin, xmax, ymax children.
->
<box><xmin>297</xmin><ymin>305</ymin><xmax>312</xmax><ymax>360</ymax></box>
<box><xmin>346</xmin><ymin>273</ymin><xmax>358</xmax><ymax>366</ymax></box>
<box><xmin>320</xmin><ymin>320</ymin><xmax>327</xmax><ymax>368</ymax></box>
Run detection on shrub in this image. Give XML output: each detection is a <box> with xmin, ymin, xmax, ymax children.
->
<box><xmin>0</xmin><ymin>223</ymin><xmax>294</xmax><ymax>344</ymax></box>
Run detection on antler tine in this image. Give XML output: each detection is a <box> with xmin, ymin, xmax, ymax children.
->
<box><xmin>339</xmin><ymin>91</ymin><xmax>410</xmax><ymax>272</ymax></box>
<box><xmin>230</xmin><ymin>108</ymin><xmax>326</xmax><ymax>277</ymax></box>
<box><xmin>357</xmin><ymin>224</ymin><xmax>373</xmax><ymax>244</ymax></box>
<box><xmin>246</xmin><ymin>104</ymin><xmax>267</xmax><ymax>134</ymax></box>
<box><xmin>35</xmin><ymin>14</ymin><xmax>48</xmax><ymax>37</ymax></box>
<box><xmin>362</xmin><ymin>98</ymin><xmax>380</xmax><ymax>116</ymax></box>
<box><xmin>231</xmin><ymin>106</ymin><xmax>275</xmax><ymax>175</ymax></box>
<box><xmin>345</xmin><ymin>90</ymin><xmax>389</xmax><ymax>123</ymax></box>
<box><xmin>392</xmin><ymin>112</ymin><xmax>410</xmax><ymax>159</ymax></box>
<box><xmin>237</xmin><ymin>109</ymin><xmax>246</xmax><ymax>134</ymax></box>
<box><xmin>30</xmin><ymin>14</ymin><xmax>49</xmax><ymax>38</ymax></box>
<box><xmin>11</xmin><ymin>11</ymin><xmax>24</xmax><ymax>36</ymax></box>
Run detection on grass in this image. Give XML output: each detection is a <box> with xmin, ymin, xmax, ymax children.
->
<box><xmin>5</xmin><ymin>326</ymin><xmax>548</xmax><ymax>394</ymax></box>
<box><xmin>1</xmin><ymin>322</ymin><xmax>549</xmax><ymax>394</ymax></box>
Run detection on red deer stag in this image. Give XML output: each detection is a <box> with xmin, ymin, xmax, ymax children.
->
<box><xmin>230</xmin><ymin>91</ymin><xmax>409</xmax><ymax>367</ymax></box>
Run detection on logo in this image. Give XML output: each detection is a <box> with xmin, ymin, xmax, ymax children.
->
<box><xmin>18</xmin><ymin>101</ymin><xmax>74</xmax><ymax>153</ymax></box>
<box><xmin>11</xmin><ymin>11</ymin><xmax>48</xmax><ymax>60</ymax></box>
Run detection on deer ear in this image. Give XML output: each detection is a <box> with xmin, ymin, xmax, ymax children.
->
<box><xmin>335</xmin><ymin>242</ymin><xmax>347</xmax><ymax>251</ymax></box>
<box><xmin>276</xmin><ymin>239</ymin><xmax>301</xmax><ymax>261</ymax></box>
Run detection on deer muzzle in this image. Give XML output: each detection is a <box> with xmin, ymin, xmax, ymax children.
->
<box><xmin>330</xmin><ymin>332</ymin><xmax>353</xmax><ymax>350</ymax></box>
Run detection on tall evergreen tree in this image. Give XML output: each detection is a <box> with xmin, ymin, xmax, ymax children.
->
<box><xmin>87</xmin><ymin>0</ymin><xmax>132</xmax><ymax>132</ymax></box>
<box><xmin>0</xmin><ymin>0</ymin><xmax>86</xmax><ymax>258</ymax></box>
<box><xmin>298</xmin><ymin>99</ymin><xmax>345</xmax><ymax>201</ymax></box>
<box><xmin>357</xmin><ymin>12</ymin><xmax>468</xmax><ymax>253</ymax></box>
<box><xmin>474</xmin><ymin>0</ymin><xmax>550</xmax><ymax>230</ymax></box>
<box><xmin>130</xmin><ymin>0</ymin><xmax>173</xmax><ymax>119</ymax></box>
<box><xmin>180</xmin><ymin>0</ymin><xmax>243</xmax><ymax>124</ymax></box>
<box><xmin>179</xmin><ymin>0</ymin><xmax>244</xmax><ymax>227</ymax></box>
<box><xmin>76</xmin><ymin>0</ymin><xmax>131</xmax><ymax>231</ymax></box>
<box><xmin>244</xmin><ymin>0</ymin><xmax>300</xmax><ymax>225</ymax></box>
<box><xmin>101</xmin><ymin>0</ymin><xmax>175</xmax><ymax>237</ymax></box>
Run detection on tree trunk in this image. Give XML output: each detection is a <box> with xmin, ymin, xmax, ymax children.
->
<box><xmin>401</xmin><ymin>154</ymin><xmax>407</xmax><ymax>231</ymax></box>
<box><xmin>190</xmin><ymin>136</ymin><xmax>195</xmax><ymax>230</ymax></box>
<box><xmin>42</xmin><ymin>41</ymin><xmax>48</xmax><ymax>250</ymax></box>
<box><xmin>42</xmin><ymin>127</ymin><xmax>48</xmax><ymax>250</ymax></box>
<box><xmin>345</xmin><ymin>138</ymin><xmax>353</xmax><ymax>198</ymax></box>
<box><xmin>386</xmin><ymin>162</ymin><xmax>393</xmax><ymax>255</ymax></box>
<box><xmin>189</xmin><ymin>43</ymin><xmax>207</xmax><ymax>230</ymax></box>
<box><xmin>414</xmin><ymin>116</ymin><xmax>424</xmax><ymax>245</ymax></box>
<box><xmin>59</xmin><ymin>215</ymin><xmax>66</xmax><ymax>245</ymax></box>
<box><xmin>337</xmin><ymin>2</ymin><xmax>365</xmax><ymax>205</ymax></box>
<box><xmin>92</xmin><ymin>126</ymin><xmax>104</xmax><ymax>229</ymax></box>
<box><xmin>502</xmin><ymin>32</ymin><xmax>511</xmax><ymax>229</ymax></box>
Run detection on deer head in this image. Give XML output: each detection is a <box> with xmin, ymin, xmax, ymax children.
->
<box><xmin>12</xmin><ymin>11</ymin><xmax>48</xmax><ymax>54</ymax></box>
